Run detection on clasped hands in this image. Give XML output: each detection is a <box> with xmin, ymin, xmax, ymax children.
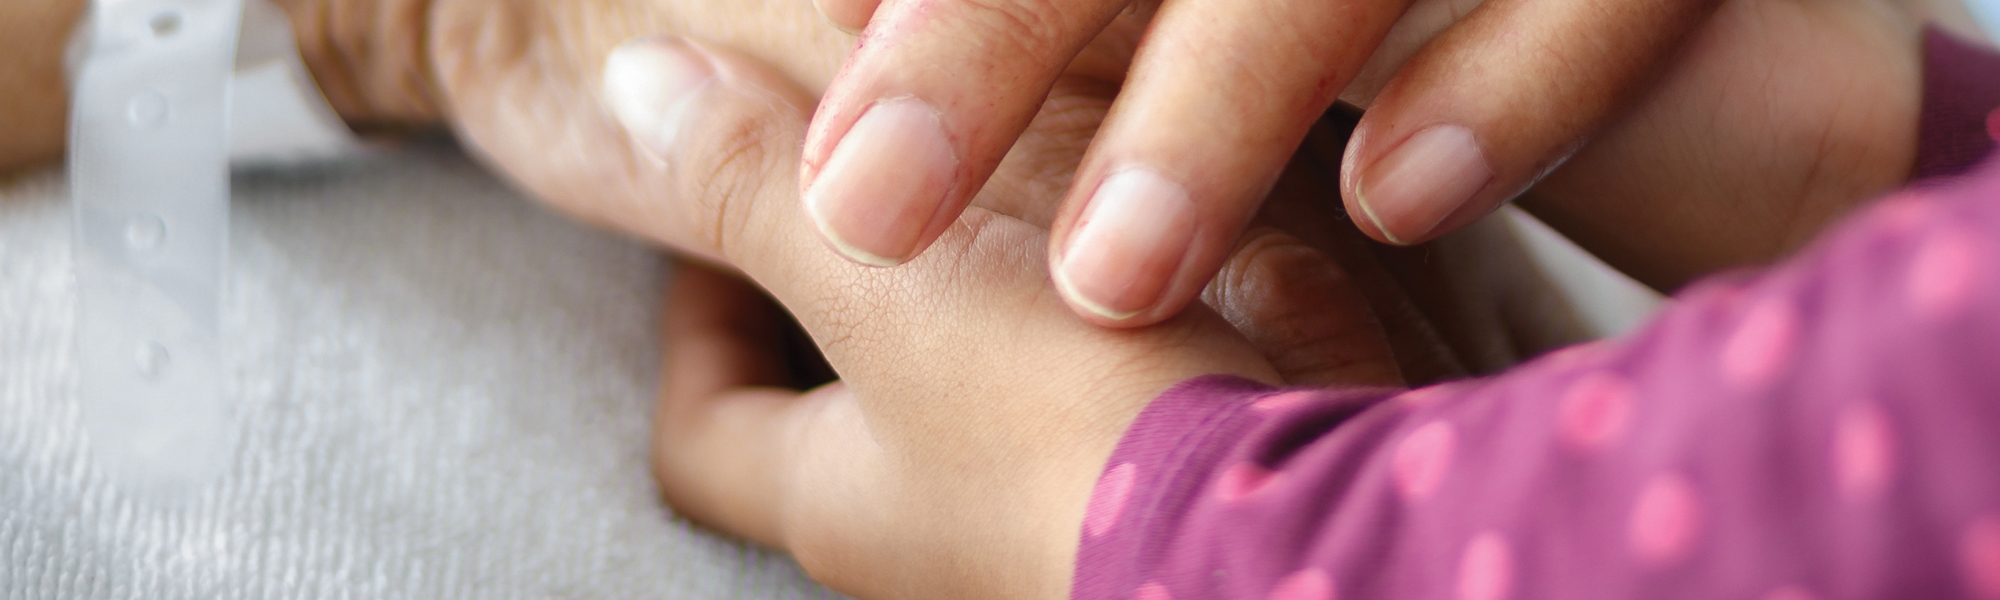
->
<box><xmin>262</xmin><ymin>0</ymin><xmax>1924</xmax><ymax>596</ymax></box>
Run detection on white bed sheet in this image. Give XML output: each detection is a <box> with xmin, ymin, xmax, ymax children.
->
<box><xmin>0</xmin><ymin>142</ymin><xmax>837</xmax><ymax>599</ymax></box>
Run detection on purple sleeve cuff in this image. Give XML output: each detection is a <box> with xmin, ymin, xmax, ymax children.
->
<box><xmin>1073</xmin><ymin>158</ymin><xmax>2000</xmax><ymax>600</ymax></box>
<box><xmin>1071</xmin><ymin>375</ymin><xmax>1405</xmax><ymax>600</ymax></box>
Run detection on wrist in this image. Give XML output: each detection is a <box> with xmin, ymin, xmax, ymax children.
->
<box><xmin>0</xmin><ymin>0</ymin><xmax>87</xmax><ymax>172</ymax></box>
<box><xmin>274</xmin><ymin>0</ymin><xmax>444</xmax><ymax>130</ymax></box>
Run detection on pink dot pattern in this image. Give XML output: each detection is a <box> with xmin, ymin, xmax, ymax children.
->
<box><xmin>1833</xmin><ymin>403</ymin><xmax>1896</xmax><ymax>499</ymax></box>
<box><xmin>1877</xmin><ymin>193</ymin><xmax>1939</xmax><ymax>235</ymax></box>
<box><xmin>1216</xmin><ymin>463</ymin><xmax>1279</xmax><ymax>504</ymax></box>
<box><xmin>1721</xmin><ymin>298</ymin><xmax>1799</xmax><ymax>390</ymax></box>
<box><xmin>1557</xmin><ymin>372</ymin><xmax>1634</xmax><ymax>452</ymax></box>
<box><xmin>1251</xmin><ymin>391</ymin><xmax>1321</xmax><ymax>413</ymax></box>
<box><xmin>1629</xmin><ymin>473</ymin><xmax>1703</xmax><ymax>567</ymax></box>
<box><xmin>1966</xmin><ymin>516</ymin><xmax>2000</xmax><ymax>600</ymax></box>
<box><xmin>1760</xmin><ymin>585</ymin><xmax>1818</xmax><ymax>600</ymax></box>
<box><xmin>1084</xmin><ymin>462</ymin><xmax>1137</xmax><ymax>539</ymax></box>
<box><xmin>1267</xmin><ymin>568</ymin><xmax>1334</xmax><ymax>600</ymax></box>
<box><xmin>1392</xmin><ymin>422</ymin><xmax>1455</xmax><ymax>501</ymax></box>
<box><xmin>1909</xmin><ymin>227</ymin><xmax>1983</xmax><ymax>320</ymax></box>
<box><xmin>1075</xmin><ymin>156</ymin><xmax>2000</xmax><ymax>600</ymax></box>
<box><xmin>1458</xmin><ymin>533</ymin><xmax>1514</xmax><ymax>600</ymax></box>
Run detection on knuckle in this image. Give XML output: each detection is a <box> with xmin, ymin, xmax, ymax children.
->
<box><xmin>940</xmin><ymin>0</ymin><xmax>1075</xmax><ymax>62</ymax></box>
<box><xmin>674</xmin><ymin>107</ymin><xmax>791</xmax><ymax>263</ymax></box>
<box><xmin>292</xmin><ymin>0</ymin><xmax>454</xmax><ymax>124</ymax></box>
<box><xmin>1222</xmin><ymin>232</ymin><xmax>1403</xmax><ymax>385</ymax></box>
<box><xmin>955</xmin><ymin>0</ymin><xmax>1056</xmax><ymax>38</ymax></box>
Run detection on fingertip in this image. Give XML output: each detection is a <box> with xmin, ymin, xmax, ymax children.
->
<box><xmin>1053</xmin><ymin>268</ymin><xmax>1146</xmax><ymax>323</ymax></box>
<box><xmin>1051</xmin><ymin>168</ymin><xmax>1197</xmax><ymax>325</ymax></box>
<box><xmin>1217</xmin><ymin>230</ymin><xmax>1402</xmax><ymax>387</ymax></box>
<box><xmin>801</xmin><ymin>97</ymin><xmax>960</xmax><ymax>267</ymax></box>
<box><xmin>603</xmin><ymin>36</ymin><xmax>720</xmax><ymax>160</ymax></box>
<box><xmin>1352</xmin><ymin>124</ymin><xmax>1491</xmax><ymax>246</ymax></box>
<box><xmin>806</xmin><ymin>210</ymin><xmax>910</xmax><ymax>268</ymax></box>
<box><xmin>812</xmin><ymin>0</ymin><xmax>877</xmax><ymax>35</ymax></box>
<box><xmin>1353</xmin><ymin>185</ymin><xmax>1414</xmax><ymax>246</ymax></box>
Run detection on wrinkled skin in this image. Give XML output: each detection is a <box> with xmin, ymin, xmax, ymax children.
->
<box><xmin>0</xmin><ymin>0</ymin><xmax>1933</xmax><ymax>598</ymax></box>
<box><xmin>256</xmin><ymin>0</ymin><xmax>1922</xmax><ymax>290</ymax></box>
<box><xmin>0</xmin><ymin>0</ymin><xmax>1922</xmax><ymax>284</ymax></box>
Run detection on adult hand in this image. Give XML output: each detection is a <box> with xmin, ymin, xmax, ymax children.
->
<box><xmin>275</xmin><ymin>0</ymin><xmax>1469</xmax><ymax>385</ymax></box>
<box><xmin>601</xmin><ymin>38</ymin><xmax>1405</xmax><ymax>600</ymax></box>
<box><xmin>796</xmin><ymin>0</ymin><xmax>1725</xmax><ymax>327</ymax></box>
<box><xmin>10</xmin><ymin>0</ymin><xmax>1916</xmax><ymax>296</ymax></box>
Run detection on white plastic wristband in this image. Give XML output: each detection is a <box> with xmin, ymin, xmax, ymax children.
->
<box><xmin>68</xmin><ymin>0</ymin><xmax>358</xmax><ymax>501</ymax></box>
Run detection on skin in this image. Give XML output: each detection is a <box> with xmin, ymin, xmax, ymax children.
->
<box><xmin>594</xmin><ymin>7</ymin><xmax>1924</xmax><ymax>600</ymax></box>
<box><xmin>611</xmin><ymin>45</ymin><xmax>1380</xmax><ymax>599</ymax></box>
<box><xmin>413</xmin><ymin>0</ymin><xmax>1918</xmax><ymax>296</ymax></box>
<box><xmin>0</xmin><ymin>6</ymin><xmax>1415</xmax><ymax>598</ymax></box>
<box><xmin>606</xmin><ymin>6</ymin><xmax>1924</xmax><ymax>594</ymax></box>
<box><xmin>0</xmin><ymin>0</ymin><xmax>1919</xmax><ymax>291</ymax></box>
<box><xmin>1</xmin><ymin>0</ymin><xmax>1925</xmax><ymax>294</ymax></box>
<box><xmin>0</xmin><ymin>1</ymin><xmax>1934</xmax><ymax>598</ymax></box>
<box><xmin>0</xmin><ymin>0</ymin><xmax>86</xmax><ymax>173</ymax></box>
<box><xmin>798</xmin><ymin>0</ymin><xmax>1727</xmax><ymax>329</ymax></box>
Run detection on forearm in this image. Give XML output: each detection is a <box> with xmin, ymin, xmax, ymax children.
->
<box><xmin>0</xmin><ymin>0</ymin><xmax>86</xmax><ymax>174</ymax></box>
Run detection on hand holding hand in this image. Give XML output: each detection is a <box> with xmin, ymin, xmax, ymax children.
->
<box><xmin>796</xmin><ymin>0</ymin><xmax>1729</xmax><ymax>328</ymax></box>
<box><xmin>601</xmin><ymin>39</ymin><xmax>1405</xmax><ymax>600</ymax></box>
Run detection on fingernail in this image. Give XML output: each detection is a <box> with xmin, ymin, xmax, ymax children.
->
<box><xmin>1355</xmin><ymin>124</ymin><xmax>1491</xmax><ymax>245</ymax></box>
<box><xmin>1055</xmin><ymin>168</ymin><xmax>1196</xmax><ymax>320</ymax></box>
<box><xmin>804</xmin><ymin>98</ymin><xmax>959</xmax><ymax>267</ymax></box>
<box><xmin>603</xmin><ymin>36</ymin><xmax>717</xmax><ymax>157</ymax></box>
<box><xmin>811</xmin><ymin>0</ymin><xmax>865</xmax><ymax>34</ymax></box>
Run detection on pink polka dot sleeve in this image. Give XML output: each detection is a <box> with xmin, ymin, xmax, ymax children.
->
<box><xmin>1071</xmin><ymin>172</ymin><xmax>2000</xmax><ymax>597</ymax></box>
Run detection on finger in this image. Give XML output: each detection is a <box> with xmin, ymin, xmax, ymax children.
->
<box><xmin>1340</xmin><ymin>0</ymin><xmax>1722</xmax><ymax>245</ymax></box>
<box><xmin>653</xmin><ymin>262</ymin><xmax>799</xmax><ymax>547</ymax></box>
<box><xmin>425</xmin><ymin>0</ymin><xmax>860</xmax><ymax>259</ymax></box>
<box><xmin>612</xmin><ymin>37</ymin><xmax>1278</xmax><ymax>599</ymax></box>
<box><xmin>795</xmin><ymin>0</ymin><xmax>1134</xmax><ymax>266</ymax></box>
<box><xmin>652</xmin><ymin>263</ymin><xmax>896</xmax><ymax>574</ymax></box>
<box><xmin>1282</xmin><ymin>114</ymin><xmax>1471</xmax><ymax>384</ymax></box>
<box><xmin>598</xmin><ymin>35</ymin><xmax>836</xmax><ymax>276</ymax></box>
<box><xmin>811</xmin><ymin>0</ymin><xmax>876</xmax><ymax>33</ymax></box>
<box><xmin>1204</xmin><ymin>230</ymin><xmax>1403</xmax><ymax>388</ymax></box>
<box><xmin>1045</xmin><ymin>0</ymin><xmax>1413</xmax><ymax>327</ymax></box>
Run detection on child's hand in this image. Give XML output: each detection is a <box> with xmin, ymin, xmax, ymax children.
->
<box><xmin>581</xmin><ymin>38</ymin><xmax>1403</xmax><ymax>600</ymax></box>
<box><xmin>795</xmin><ymin>0</ymin><xmax>1726</xmax><ymax>326</ymax></box>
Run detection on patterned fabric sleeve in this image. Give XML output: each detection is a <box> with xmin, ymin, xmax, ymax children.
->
<box><xmin>1073</xmin><ymin>30</ymin><xmax>2000</xmax><ymax>600</ymax></box>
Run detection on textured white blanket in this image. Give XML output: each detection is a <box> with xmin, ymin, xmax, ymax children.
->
<box><xmin>0</xmin><ymin>143</ymin><xmax>836</xmax><ymax>599</ymax></box>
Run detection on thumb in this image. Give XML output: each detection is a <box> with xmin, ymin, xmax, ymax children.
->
<box><xmin>601</xmin><ymin>36</ymin><xmax>821</xmax><ymax>270</ymax></box>
<box><xmin>439</xmin><ymin>29</ymin><xmax>817</xmax><ymax>269</ymax></box>
<box><xmin>1340</xmin><ymin>0</ymin><xmax>1719</xmax><ymax>246</ymax></box>
<box><xmin>1205</xmin><ymin>230</ymin><xmax>1404</xmax><ymax>388</ymax></box>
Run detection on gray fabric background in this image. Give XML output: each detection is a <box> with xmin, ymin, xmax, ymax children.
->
<box><xmin>0</xmin><ymin>143</ymin><xmax>837</xmax><ymax>599</ymax></box>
